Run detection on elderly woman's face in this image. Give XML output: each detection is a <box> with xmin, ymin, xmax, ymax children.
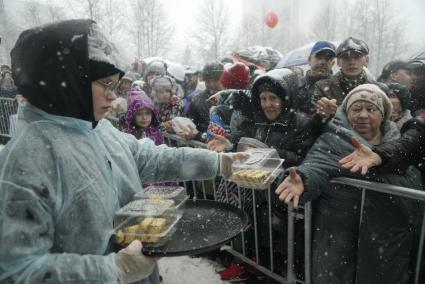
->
<box><xmin>347</xmin><ymin>101</ymin><xmax>383</xmax><ymax>142</ymax></box>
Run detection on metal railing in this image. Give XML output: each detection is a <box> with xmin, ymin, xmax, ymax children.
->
<box><xmin>331</xmin><ymin>177</ymin><xmax>425</xmax><ymax>284</ymax></box>
<box><xmin>162</xmin><ymin>131</ymin><xmax>310</xmax><ymax>284</ymax></box>
<box><xmin>0</xmin><ymin>97</ymin><xmax>18</xmax><ymax>143</ymax></box>
<box><xmin>161</xmin><ymin>132</ymin><xmax>425</xmax><ymax>284</ymax></box>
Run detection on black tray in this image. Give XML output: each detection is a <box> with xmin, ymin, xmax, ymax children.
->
<box><xmin>141</xmin><ymin>199</ymin><xmax>249</xmax><ymax>257</ymax></box>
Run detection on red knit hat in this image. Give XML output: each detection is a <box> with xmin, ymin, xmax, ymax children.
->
<box><xmin>220</xmin><ymin>62</ymin><xmax>250</xmax><ymax>89</ymax></box>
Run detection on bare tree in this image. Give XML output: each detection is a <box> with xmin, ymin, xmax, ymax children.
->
<box><xmin>66</xmin><ymin>0</ymin><xmax>101</xmax><ymax>21</ymax></box>
<box><xmin>20</xmin><ymin>0</ymin><xmax>44</xmax><ymax>27</ymax></box>
<box><xmin>349</xmin><ymin>0</ymin><xmax>407</xmax><ymax>74</ymax></box>
<box><xmin>236</xmin><ymin>11</ymin><xmax>262</xmax><ymax>49</ymax></box>
<box><xmin>129</xmin><ymin>0</ymin><xmax>173</xmax><ymax>58</ymax></box>
<box><xmin>310</xmin><ymin>0</ymin><xmax>336</xmax><ymax>41</ymax></box>
<box><xmin>191</xmin><ymin>0</ymin><xmax>230</xmax><ymax>61</ymax></box>
<box><xmin>96</xmin><ymin>0</ymin><xmax>126</xmax><ymax>40</ymax></box>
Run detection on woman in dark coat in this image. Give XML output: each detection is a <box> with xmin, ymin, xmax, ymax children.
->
<box><xmin>276</xmin><ymin>84</ymin><xmax>422</xmax><ymax>284</ymax></box>
<box><xmin>209</xmin><ymin>68</ymin><xmax>323</xmax><ymax>276</ymax></box>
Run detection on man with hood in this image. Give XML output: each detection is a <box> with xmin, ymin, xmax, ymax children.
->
<box><xmin>0</xmin><ymin>19</ymin><xmax>243</xmax><ymax>284</ymax></box>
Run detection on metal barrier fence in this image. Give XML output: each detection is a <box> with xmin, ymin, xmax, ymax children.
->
<box><xmin>3</xmin><ymin>112</ymin><xmax>421</xmax><ymax>283</ymax></box>
<box><xmin>163</xmin><ymin>132</ymin><xmax>311</xmax><ymax>284</ymax></box>
<box><xmin>331</xmin><ymin>177</ymin><xmax>425</xmax><ymax>284</ymax></box>
<box><xmin>163</xmin><ymin>132</ymin><xmax>425</xmax><ymax>284</ymax></box>
<box><xmin>0</xmin><ymin>97</ymin><xmax>18</xmax><ymax>143</ymax></box>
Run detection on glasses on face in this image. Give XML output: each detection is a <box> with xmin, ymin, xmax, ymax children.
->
<box><xmin>96</xmin><ymin>80</ymin><xmax>119</xmax><ymax>94</ymax></box>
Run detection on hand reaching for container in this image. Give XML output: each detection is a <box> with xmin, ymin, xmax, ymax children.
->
<box><xmin>338</xmin><ymin>137</ymin><xmax>383</xmax><ymax>175</ymax></box>
<box><xmin>115</xmin><ymin>240</ymin><xmax>157</xmax><ymax>284</ymax></box>
<box><xmin>275</xmin><ymin>168</ymin><xmax>304</xmax><ymax>208</ymax></box>
<box><xmin>208</xmin><ymin>134</ymin><xmax>232</xmax><ymax>152</ymax></box>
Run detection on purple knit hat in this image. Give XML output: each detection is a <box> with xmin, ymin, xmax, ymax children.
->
<box><xmin>124</xmin><ymin>89</ymin><xmax>164</xmax><ymax>145</ymax></box>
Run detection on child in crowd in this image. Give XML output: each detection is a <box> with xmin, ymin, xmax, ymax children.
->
<box><xmin>124</xmin><ymin>90</ymin><xmax>164</xmax><ymax>145</ymax></box>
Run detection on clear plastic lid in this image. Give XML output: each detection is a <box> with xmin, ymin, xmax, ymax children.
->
<box><xmin>237</xmin><ymin>137</ymin><xmax>269</xmax><ymax>152</ymax></box>
<box><xmin>234</xmin><ymin>148</ymin><xmax>279</xmax><ymax>168</ymax></box>
<box><xmin>135</xmin><ymin>185</ymin><xmax>185</xmax><ymax>199</ymax></box>
<box><xmin>117</xmin><ymin>199</ymin><xmax>175</xmax><ymax>217</ymax></box>
<box><xmin>113</xmin><ymin>211</ymin><xmax>182</xmax><ymax>247</ymax></box>
<box><xmin>231</xmin><ymin>157</ymin><xmax>284</xmax><ymax>190</ymax></box>
<box><xmin>133</xmin><ymin>185</ymin><xmax>188</xmax><ymax>208</ymax></box>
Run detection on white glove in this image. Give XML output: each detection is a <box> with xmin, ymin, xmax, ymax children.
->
<box><xmin>115</xmin><ymin>240</ymin><xmax>156</xmax><ymax>284</ymax></box>
<box><xmin>219</xmin><ymin>152</ymin><xmax>248</xmax><ymax>179</ymax></box>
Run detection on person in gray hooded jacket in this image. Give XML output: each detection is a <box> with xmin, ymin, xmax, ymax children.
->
<box><xmin>0</xmin><ymin>19</ymin><xmax>243</xmax><ymax>284</ymax></box>
<box><xmin>276</xmin><ymin>84</ymin><xmax>422</xmax><ymax>284</ymax></box>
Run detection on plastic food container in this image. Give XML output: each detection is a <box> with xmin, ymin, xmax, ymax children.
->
<box><xmin>134</xmin><ymin>185</ymin><xmax>188</xmax><ymax>208</ymax></box>
<box><xmin>113</xmin><ymin>211</ymin><xmax>182</xmax><ymax>247</ymax></box>
<box><xmin>117</xmin><ymin>199</ymin><xmax>175</xmax><ymax>216</ymax></box>
<box><xmin>171</xmin><ymin>117</ymin><xmax>197</xmax><ymax>133</ymax></box>
<box><xmin>230</xmin><ymin>148</ymin><xmax>284</xmax><ymax>190</ymax></box>
<box><xmin>237</xmin><ymin>137</ymin><xmax>269</xmax><ymax>152</ymax></box>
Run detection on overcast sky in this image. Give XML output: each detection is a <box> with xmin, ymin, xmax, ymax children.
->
<box><xmin>5</xmin><ymin>0</ymin><xmax>425</xmax><ymax>62</ymax></box>
<box><xmin>161</xmin><ymin>0</ymin><xmax>425</xmax><ymax>59</ymax></box>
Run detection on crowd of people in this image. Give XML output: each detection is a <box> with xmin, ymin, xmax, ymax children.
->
<box><xmin>1</xmin><ymin>18</ymin><xmax>425</xmax><ymax>284</ymax></box>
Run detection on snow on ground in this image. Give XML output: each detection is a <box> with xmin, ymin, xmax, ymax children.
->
<box><xmin>159</xmin><ymin>256</ymin><xmax>231</xmax><ymax>284</ymax></box>
<box><xmin>0</xmin><ymin>144</ymin><xmax>4</xmax><ymax>151</ymax></box>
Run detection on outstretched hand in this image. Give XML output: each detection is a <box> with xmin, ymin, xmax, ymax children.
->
<box><xmin>338</xmin><ymin>137</ymin><xmax>383</xmax><ymax>175</ymax></box>
<box><xmin>275</xmin><ymin>168</ymin><xmax>304</xmax><ymax>208</ymax></box>
<box><xmin>176</xmin><ymin>125</ymin><xmax>199</xmax><ymax>140</ymax></box>
<box><xmin>208</xmin><ymin>134</ymin><xmax>232</xmax><ymax>152</ymax></box>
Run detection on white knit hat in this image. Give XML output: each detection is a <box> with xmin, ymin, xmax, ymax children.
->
<box><xmin>342</xmin><ymin>84</ymin><xmax>392</xmax><ymax>120</ymax></box>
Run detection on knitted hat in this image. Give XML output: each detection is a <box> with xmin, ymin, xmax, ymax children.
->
<box><xmin>220</xmin><ymin>62</ymin><xmax>250</xmax><ymax>89</ymax></box>
<box><xmin>343</xmin><ymin>83</ymin><xmax>392</xmax><ymax>120</ymax></box>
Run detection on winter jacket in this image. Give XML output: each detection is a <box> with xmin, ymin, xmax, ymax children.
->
<box><xmin>395</xmin><ymin>109</ymin><xmax>413</xmax><ymax>130</ymax></box>
<box><xmin>296</xmin><ymin>107</ymin><xmax>422</xmax><ymax>284</ymax></box>
<box><xmin>124</xmin><ymin>90</ymin><xmax>164</xmax><ymax>145</ymax></box>
<box><xmin>293</xmin><ymin>70</ymin><xmax>329</xmax><ymax>115</ymax></box>
<box><xmin>312</xmin><ymin>70</ymin><xmax>377</xmax><ymax>108</ymax></box>
<box><xmin>157</xmin><ymin>95</ymin><xmax>184</xmax><ymax>123</ymax></box>
<box><xmin>1</xmin><ymin>19</ymin><xmax>219</xmax><ymax>284</ymax></box>
<box><xmin>410</xmin><ymin>87</ymin><xmax>425</xmax><ymax>114</ymax></box>
<box><xmin>373</xmin><ymin>117</ymin><xmax>425</xmax><ymax>174</ymax></box>
<box><xmin>186</xmin><ymin>89</ymin><xmax>213</xmax><ymax>134</ymax></box>
<box><xmin>182</xmin><ymin>90</ymin><xmax>200</xmax><ymax>116</ymax></box>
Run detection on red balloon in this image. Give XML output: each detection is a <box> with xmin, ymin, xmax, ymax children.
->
<box><xmin>264</xmin><ymin>11</ymin><xmax>278</xmax><ymax>28</ymax></box>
